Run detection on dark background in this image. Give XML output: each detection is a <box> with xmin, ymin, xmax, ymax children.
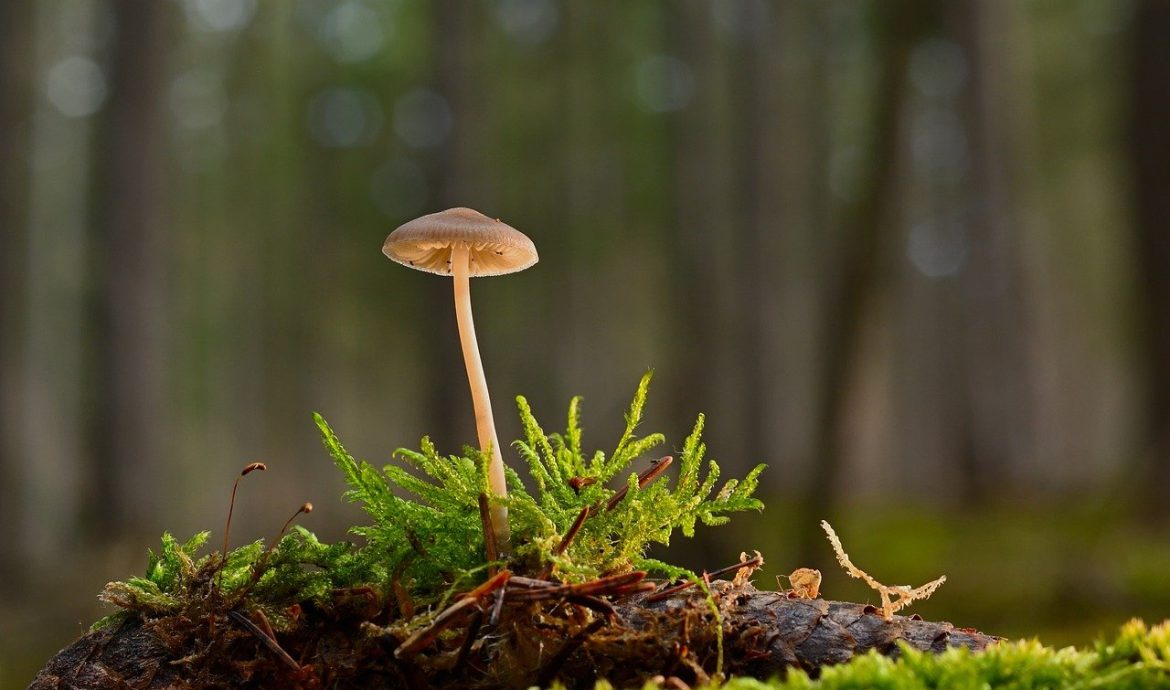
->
<box><xmin>3</xmin><ymin>0</ymin><xmax>1170</xmax><ymax>686</ymax></box>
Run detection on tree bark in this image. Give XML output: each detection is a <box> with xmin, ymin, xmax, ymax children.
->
<box><xmin>87</xmin><ymin>0</ymin><xmax>169</xmax><ymax>535</ymax></box>
<box><xmin>798</xmin><ymin>0</ymin><xmax>940</xmax><ymax>564</ymax></box>
<box><xmin>1129</xmin><ymin>0</ymin><xmax>1170</xmax><ymax>517</ymax></box>
<box><xmin>29</xmin><ymin>581</ymin><xmax>996</xmax><ymax>690</ymax></box>
<box><xmin>421</xmin><ymin>0</ymin><xmax>483</xmax><ymax>449</ymax></box>
<box><xmin>0</xmin><ymin>0</ymin><xmax>33</xmax><ymax>582</ymax></box>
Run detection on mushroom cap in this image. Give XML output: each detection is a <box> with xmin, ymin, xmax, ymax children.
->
<box><xmin>383</xmin><ymin>207</ymin><xmax>538</xmax><ymax>277</ymax></box>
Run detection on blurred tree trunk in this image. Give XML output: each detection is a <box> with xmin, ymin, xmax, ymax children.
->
<box><xmin>727</xmin><ymin>2</ymin><xmax>784</xmax><ymax>469</ymax></box>
<box><xmin>668</xmin><ymin>1</ymin><xmax>724</xmax><ymax>434</ymax></box>
<box><xmin>798</xmin><ymin>0</ymin><xmax>936</xmax><ymax>563</ymax></box>
<box><xmin>0</xmin><ymin>0</ymin><xmax>33</xmax><ymax>580</ymax></box>
<box><xmin>1129</xmin><ymin>0</ymin><xmax>1170</xmax><ymax>517</ymax></box>
<box><xmin>87</xmin><ymin>0</ymin><xmax>169</xmax><ymax>536</ymax></box>
<box><xmin>951</xmin><ymin>0</ymin><xmax>1035</xmax><ymax>505</ymax></box>
<box><xmin>423</xmin><ymin>0</ymin><xmax>484</xmax><ymax>448</ymax></box>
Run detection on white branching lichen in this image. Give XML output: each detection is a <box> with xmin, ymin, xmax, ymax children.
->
<box><xmin>820</xmin><ymin>520</ymin><xmax>946</xmax><ymax>621</ymax></box>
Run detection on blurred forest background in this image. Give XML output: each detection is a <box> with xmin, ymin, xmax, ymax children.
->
<box><xmin>3</xmin><ymin>0</ymin><xmax>1170</xmax><ymax>685</ymax></box>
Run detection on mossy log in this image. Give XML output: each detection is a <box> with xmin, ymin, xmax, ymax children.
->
<box><xmin>29</xmin><ymin>580</ymin><xmax>997</xmax><ymax>690</ymax></box>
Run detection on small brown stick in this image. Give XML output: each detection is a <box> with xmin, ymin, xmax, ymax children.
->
<box><xmin>489</xmin><ymin>581</ymin><xmax>507</xmax><ymax>625</ymax></box>
<box><xmin>390</xmin><ymin>558</ymin><xmax>415</xmax><ymax>620</ymax></box>
<box><xmin>395</xmin><ymin>597</ymin><xmax>480</xmax><ymax>658</ymax></box>
<box><xmin>605</xmin><ymin>456</ymin><xmax>673</xmax><ymax>512</ymax></box>
<box><xmin>406</xmin><ymin>530</ymin><xmax>428</xmax><ymax>557</ymax></box>
<box><xmin>454</xmin><ymin>609</ymin><xmax>483</xmax><ymax>671</ymax></box>
<box><xmin>645</xmin><ymin>552</ymin><xmax>764</xmax><ymax>603</ymax></box>
<box><xmin>536</xmin><ymin>617</ymin><xmax>608</xmax><ymax>688</ymax></box>
<box><xmin>506</xmin><ymin>571</ymin><xmax>647</xmax><ymax>601</ymax></box>
<box><xmin>567</xmin><ymin>476</ymin><xmax>596</xmax><ymax>492</ymax></box>
<box><xmin>538</xmin><ymin>506</ymin><xmax>593</xmax><ymax>580</ymax></box>
<box><xmin>228</xmin><ymin>610</ymin><xmax>302</xmax><ymax>673</ymax></box>
<box><xmin>505</xmin><ymin>575</ymin><xmax>556</xmax><ymax>590</ymax></box>
<box><xmin>396</xmin><ymin>571</ymin><xmax>510</xmax><ymax>659</ymax></box>
<box><xmin>566</xmin><ymin>594</ymin><xmax>617</xmax><ymax>618</ymax></box>
<box><xmin>454</xmin><ymin>569</ymin><xmax>511</xmax><ymax>602</ymax></box>
<box><xmin>555</xmin><ymin>506</ymin><xmax>591</xmax><ymax>556</ymax></box>
<box><xmin>392</xmin><ymin>578</ymin><xmax>414</xmax><ymax>620</ymax></box>
<box><xmin>478</xmin><ymin>493</ymin><xmax>499</xmax><ymax>574</ymax></box>
<box><xmin>253</xmin><ymin>608</ymin><xmax>277</xmax><ymax>642</ymax></box>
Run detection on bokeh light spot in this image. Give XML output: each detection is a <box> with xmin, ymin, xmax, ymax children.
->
<box><xmin>184</xmin><ymin>0</ymin><xmax>258</xmax><ymax>33</ymax></box>
<box><xmin>907</xmin><ymin>219</ymin><xmax>968</xmax><ymax>278</ymax></box>
<box><xmin>392</xmin><ymin>89</ymin><xmax>453</xmax><ymax>149</ymax></box>
<box><xmin>494</xmin><ymin>0</ymin><xmax>559</xmax><ymax>47</ymax></box>
<box><xmin>45</xmin><ymin>56</ymin><xmax>107</xmax><ymax>118</ymax></box>
<box><xmin>635</xmin><ymin>54</ymin><xmax>694</xmax><ymax>114</ymax></box>
<box><xmin>909</xmin><ymin>38</ymin><xmax>967</xmax><ymax>101</ymax></box>
<box><xmin>370</xmin><ymin>157</ymin><xmax>429</xmax><ymax>219</ymax></box>
<box><xmin>169</xmin><ymin>69</ymin><xmax>228</xmax><ymax>130</ymax></box>
<box><xmin>319</xmin><ymin>1</ymin><xmax>387</xmax><ymax>64</ymax></box>
<box><xmin>911</xmin><ymin>108</ymin><xmax>968</xmax><ymax>182</ymax></box>
<box><xmin>711</xmin><ymin>0</ymin><xmax>770</xmax><ymax>40</ymax></box>
<box><xmin>307</xmin><ymin>87</ymin><xmax>384</xmax><ymax>148</ymax></box>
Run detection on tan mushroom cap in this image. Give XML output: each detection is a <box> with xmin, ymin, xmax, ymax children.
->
<box><xmin>383</xmin><ymin>207</ymin><xmax>538</xmax><ymax>277</ymax></box>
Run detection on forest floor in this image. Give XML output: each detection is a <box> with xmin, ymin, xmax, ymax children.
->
<box><xmin>28</xmin><ymin>579</ymin><xmax>996</xmax><ymax>690</ymax></box>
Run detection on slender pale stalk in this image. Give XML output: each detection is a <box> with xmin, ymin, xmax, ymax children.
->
<box><xmin>451</xmin><ymin>243</ymin><xmax>510</xmax><ymax>551</ymax></box>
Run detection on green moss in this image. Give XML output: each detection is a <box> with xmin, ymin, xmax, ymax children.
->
<box><xmin>315</xmin><ymin>370</ymin><xmax>764</xmax><ymax>596</ymax></box>
<box><xmin>98</xmin><ymin>372</ymin><xmax>764</xmax><ymax>623</ymax></box>
<box><xmin>570</xmin><ymin>620</ymin><xmax>1170</xmax><ymax>689</ymax></box>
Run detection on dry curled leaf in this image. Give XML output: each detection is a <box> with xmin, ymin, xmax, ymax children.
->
<box><xmin>733</xmin><ymin>551</ymin><xmax>765</xmax><ymax>586</ymax></box>
<box><xmin>780</xmin><ymin>567</ymin><xmax>822</xmax><ymax>599</ymax></box>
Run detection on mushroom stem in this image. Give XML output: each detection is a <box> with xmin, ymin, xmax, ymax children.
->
<box><xmin>451</xmin><ymin>243</ymin><xmax>510</xmax><ymax>552</ymax></box>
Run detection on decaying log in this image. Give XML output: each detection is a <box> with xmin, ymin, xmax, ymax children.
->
<box><xmin>29</xmin><ymin>580</ymin><xmax>997</xmax><ymax>690</ymax></box>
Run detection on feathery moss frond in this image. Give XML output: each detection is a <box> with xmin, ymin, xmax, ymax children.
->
<box><xmin>101</xmin><ymin>374</ymin><xmax>765</xmax><ymax>629</ymax></box>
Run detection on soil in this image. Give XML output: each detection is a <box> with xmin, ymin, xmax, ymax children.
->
<box><xmin>29</xmin><ymin>579</ymin><xmax>997</xmax><ymax>689</ymax></box>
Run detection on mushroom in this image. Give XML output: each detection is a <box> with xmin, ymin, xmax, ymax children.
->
<box><xmin>383</xmin><ymin>207</ymin><xmax>538</xmax><ymax>552</ymax></box>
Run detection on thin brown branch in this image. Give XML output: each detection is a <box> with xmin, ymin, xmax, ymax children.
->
<box><xmin>489</xmin><ymin>580</ymin><xmax>507</xmax><ymax>625</ymax></box>
<box><xmin>555</xmin><ymin>506</ymin><xmax>591</xmax><ymax>556</ymax></box>
<box><xmin>391</xmin><ymin>570</ymin><xmax>414</xmax><ymax>620</ymax></box>
<box><xmin>645</xmin><ymin>552</ymin><xmax>764</xmax><ymax>603</ymax></box>
<box><xmin>536</xmin><ymin>617</ymin><xmax>608</xmax><ymax>689</ymax></box>
<box><xmin>395</xmin><ymin>597</ymin><xmax>480</xmax><ymax>659</ymax></box>
<box><xmin>227</xmin><ymin>610</ymin><xmax>302</xmax><ymax>673</ymax></box>
<box><xmin>505</xmin><ymin>571</ymin><xmax>646</xmax><ymax>602</ymax></box>
<box><xmin>454</xmin><ymin>609</ymin><xmax>483</xmax><ymax>671</ymax></box>
<box><xmin>455</xmin><ymin>569</ymin><xmax>511</xmax><ymax>602</ymax></box>
<box><xmin>568</xmin><ymin>476</ymin><xmax>596</xmax><ymax>492</ymax></box>
<box><xmin>605</xmin><ymin>456</ymin><xmax>673</xmax><ymax>512</ymax></box>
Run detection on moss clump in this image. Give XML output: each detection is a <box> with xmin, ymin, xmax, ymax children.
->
<box><xmin>570</xmin><ymin>619</ymin><xmax>1170</xmax><ymax>690</ymax></box>
<box><xmin>97</xmin><ymin>372</ymin><xmax>764</xmax><ymax>625</ymax></box>
<box><xmin>321</xmin><ymin>370</ymin><xmax>765</xmax><ymax>597</ymax></box>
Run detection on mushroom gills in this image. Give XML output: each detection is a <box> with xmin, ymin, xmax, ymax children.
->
<box><xmin>384</xmin><ymin>241</ymin><xmax>533</xmax><ymax>276</ymax></box>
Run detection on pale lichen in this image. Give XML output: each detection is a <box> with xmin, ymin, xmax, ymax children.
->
<box><xmin>820</xmin><ymin>520</ymin><xmax>945</xmax><ymax>620</ymax></box>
